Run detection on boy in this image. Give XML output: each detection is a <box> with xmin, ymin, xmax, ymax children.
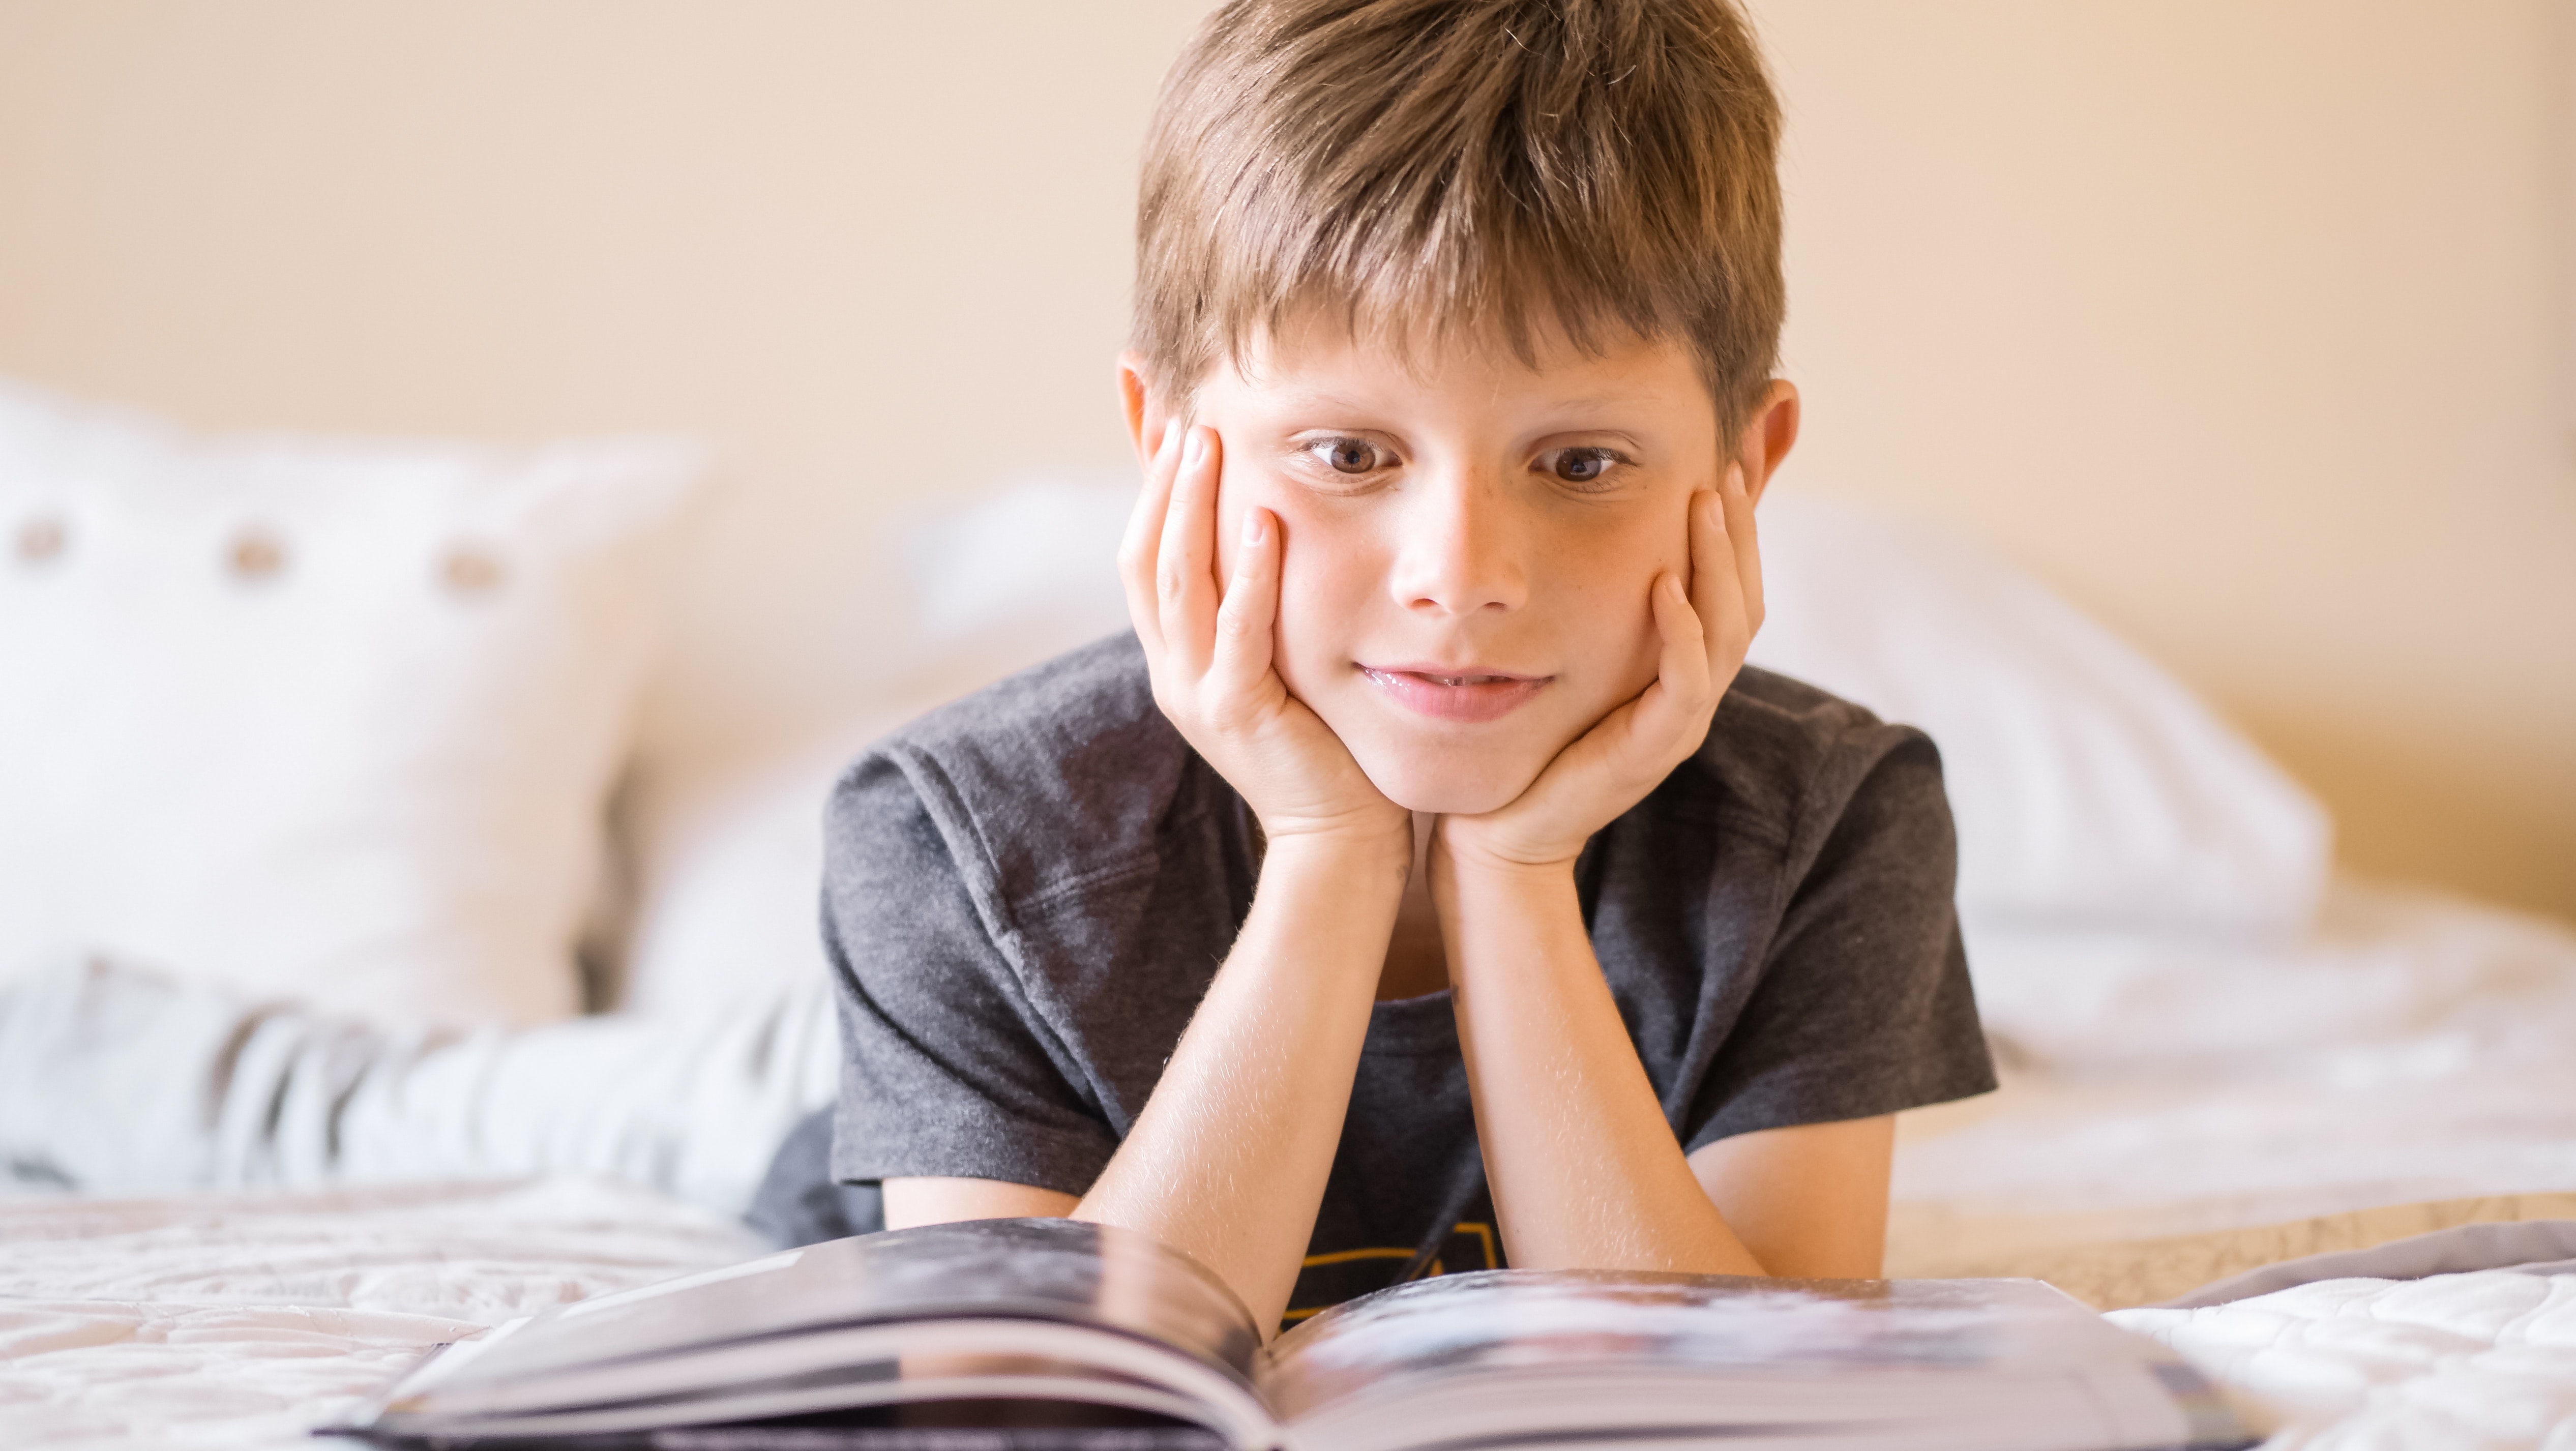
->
<box><xmin>790</xmin><ymin>0</ymin><xmax>1992</xmax><ymax>1332</ymax></box>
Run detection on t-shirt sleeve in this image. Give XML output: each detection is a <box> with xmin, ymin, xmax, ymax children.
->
<box><xmin>823</xmin><ymin>752</ymin><xmax>1121</xmax><ymax>1195</ymax></box>
<box><xmin>1681</xmin><ymin>728</ymin><xmax>1997</xmax><ymax>1150</ymax></box>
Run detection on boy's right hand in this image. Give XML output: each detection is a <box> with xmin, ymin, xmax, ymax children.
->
<box><xmin>1120</xmin><ymin>422</ymin><xmax>1409</xmax><ymax>856</ymax></box>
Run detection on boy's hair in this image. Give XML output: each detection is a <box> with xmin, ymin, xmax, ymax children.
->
<box><xmin>1133</xmin><ymin>0</ymin><xmax>1785</xmax><ymax>446</ymax></box>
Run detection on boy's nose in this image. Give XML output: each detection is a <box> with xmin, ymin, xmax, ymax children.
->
<box><xmin>1386</xmin><ymin>466</ymin><xmax>1528</xmax><ymax>618</ymax></box>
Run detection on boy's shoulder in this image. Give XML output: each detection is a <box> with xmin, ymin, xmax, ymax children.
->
<box><xmin>831</xmin><ymin>633</ymin><xmax>1222</xmax><ymax>909</ymax></box>
<box><xmin>875</xmin><ymin>631</ymin><xmax>1168</xmax><ymax>791</ymax></box>
<box><xmin>1680</xmin><ymin>665</ymin><xmax>1938</xmax><ymax>840</ymax></box>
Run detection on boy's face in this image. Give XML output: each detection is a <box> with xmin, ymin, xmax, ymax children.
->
<box><xmin>1181</xmin><ymin>322</ymin><xmax>1735</xmax><ymax>816</ymax></box>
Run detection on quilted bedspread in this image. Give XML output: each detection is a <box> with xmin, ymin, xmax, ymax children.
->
<box><xmin>2114</xmin><ymin>1270</ymin><xmax>2576</xmax><ymax>1448</ymax></box>
<box><xmin>0</xmin><ymin>1177</ymin><xmax>760</xmax><ymax>1448</ymax></box>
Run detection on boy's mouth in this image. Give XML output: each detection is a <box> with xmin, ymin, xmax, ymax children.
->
<box><xmin>1357</xmin><ymin>664</ymin><xmax>1550</xmax><ymax>724</ymax></box>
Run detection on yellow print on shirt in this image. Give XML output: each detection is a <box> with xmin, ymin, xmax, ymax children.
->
<box><xmin>1282</xmin><ymin>1222</ymin><xmax>1499</xmax><ymax>1326</ymax></box>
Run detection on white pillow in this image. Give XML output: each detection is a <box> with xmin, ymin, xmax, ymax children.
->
<box><xmin>617</xmin><ymin>741</ymin><xmax>856</xmax><ymax>1020</ymax></box>
<box><xmin>0</xmin><ymin>377</ymin><xmax>703</xmax><ymax>1029</ymax></box>
<box><xmin>608</xmin><ymin>473</ymin><xmax>1154</xmax><ymax>1021</ymax></box>
<box><xmin>894</xmin><ymin>471</ymin><xmax>1141</xmax><ymax>702</ymax></box>
<box><xmin>1744</xmin><ymin>493</ymin><xmax>2329</xmax><ymax>939</ymax></box>
<box><xmin>889</xmin><ymin>478</ymin><xmax>2330</xmax><ymax>940</ymax></box>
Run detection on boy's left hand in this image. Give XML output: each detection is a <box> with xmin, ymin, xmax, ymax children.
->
<box><xmin>1439</xmin><ymin>463</ymin><xmax>1763</xmax><ymax>875</ymax></box>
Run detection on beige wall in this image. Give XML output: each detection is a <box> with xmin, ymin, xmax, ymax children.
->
<box><xmin>1755</xmin><ymin>1</ymin><xmax>2576</xmax><ymax>920</ymax></box>
<box><xmin>1</xmin><ymin>2</ymin><xmax>2569</xmax><ymax>920</ymax></box>
<box><xmin>0</xmin><ymin>0</ymin><xmax>1211</xmax><ymax>750</ymax></box>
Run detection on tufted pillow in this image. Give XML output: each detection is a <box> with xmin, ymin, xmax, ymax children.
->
<box><xmin>0</xmin><ymin>377</ymin><xmax>702</xmax><ymax>1028</ymax></box>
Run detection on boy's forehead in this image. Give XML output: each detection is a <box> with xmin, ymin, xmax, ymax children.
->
<box><xmin>1217</xmin><ymin>318</ymin><xmax>1703</xmax><ymax>417</ymax></box>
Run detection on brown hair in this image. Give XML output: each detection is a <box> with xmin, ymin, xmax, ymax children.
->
<box><xmin>1132</xmin><ymin>0</ymin><xmax>1785</xmax><ymax>446</ymax></box>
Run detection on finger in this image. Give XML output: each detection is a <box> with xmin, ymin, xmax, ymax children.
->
<box><xmin>1155</xmin><ymin>425</ymin><xmax>1223</xmax><ymax>676</ymax></box>
<box><xmin>1208</xmin><ymin>505</ymin><xmax>1282</xmax><ymax>711</ymax></box>
<box><xmin>1636</xmin><ymin>571</ymin><xmax>1713</xmax><ymax>738</ymax></box>
<box><xmin>1543</xmin><ymin>571</ymin><xmax>1707</xmax><ymax>807</ymax></box>
<box><xmin>1119</xmin><ymin>419</ymin><xmax>1183</xmax><ymax>655</ymax></box>
<box><xmin>1689</xmin><ymin>487</ymin><xmax>1750</xmax><ymax>674</ymax></box>
<box><xmin>1720</xmin><ymin>460</ymin><xmax>1764</xmax><ymax>636</ymax></box>
<box><xmin>1489</xmin><ymin>572</ymin><xmax>1708</xmax><ymax>849</ymax></box>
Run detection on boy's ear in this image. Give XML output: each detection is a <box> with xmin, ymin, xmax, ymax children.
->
<box><xmin>1117</xmin><ymin>352</ymin><xmax>1164</xmax><ymax>467</ymax></box>
<box><xmin>1732</xmin><ymin>380</ymin><xmax>1801</xmax><ymax>507</ymax></box>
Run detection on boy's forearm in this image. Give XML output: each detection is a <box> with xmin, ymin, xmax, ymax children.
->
<box><xmin>1438</xmin><ymin>854</ymin><xmax>1767</xmax><ymax>1278</ymax></box>
<box><xmin>1072</xmin><ymin>827</ymin><xmax>1409</xmax><ymax>1332</ymax></box>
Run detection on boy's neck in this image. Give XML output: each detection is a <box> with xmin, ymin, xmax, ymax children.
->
<box><xmin>1377</xmin><ymin>811</ymin><xmax>1449</xmax><ymax>1001</ymax></box>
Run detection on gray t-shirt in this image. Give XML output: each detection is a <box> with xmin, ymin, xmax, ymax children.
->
<box><xmin>820</xmin><ymin>633</ymin><xmax>1993</xmax><ymax>1322</ymax></box>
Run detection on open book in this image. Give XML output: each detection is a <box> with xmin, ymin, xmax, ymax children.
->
<box><xmin>339</xmin><ymin>1218</ymin><xmax>2251</xmax><ymax>1451</ymax></box>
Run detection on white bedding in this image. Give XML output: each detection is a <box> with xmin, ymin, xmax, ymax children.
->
<box><xmin>1886</xmin><ymin>876</ymin><xmax>2576</xmax><ymax>1445</ymax></box>
<box><xmin>2111</xmin><ymin>1273</ymin><xmax>2576</xmax><ymax>1448</ymax></box>
<box><xmin>1892</xmin><ymin>877</ymin><xmax>2576</xmax><ymax>1254</ymax></box>
<box><xmin>0</xmin><ymin>1178</ymin><xmax>760</xmax><ymax>1449</ymax></box>
<box><xmin>0</xmin><ymin>962</ymin><xmax>840</xmax><ymax>1214</ymax></box>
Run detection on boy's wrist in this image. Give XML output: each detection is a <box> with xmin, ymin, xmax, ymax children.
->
<box><xmin>1432</xmin><ymin>819</ymin><xmax>1585</xmax><ymax>885</ymax></box>
<box><xmin>1243</xmin><ymin>819</ymin><xmax>1413</xmax><ymax>996</ymax></box>
<box><xmin>1430</xmin><ymin>847</ymin><xmax>1588</xmax><ymax>992</ymax></box>
<box><xmin>1433</xmin><ymin>849</ymin><xmax>1579</xmax><ymax>908</ymax></box>
<box><xmin>1258</xmin><ymin>816</ymin><xmax>1415</xmax><ymax>882</ymax></box>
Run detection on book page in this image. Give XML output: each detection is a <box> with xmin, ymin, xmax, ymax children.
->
<box><xmin>1260</xmin><ymin>1271</ymin><xmax>2234</xmax><ymax>1451</ymax></box>
<box><xmin>465</xmin><ymin>1220</ymin><xmax>1256</xmax><ymax>1386</ymax></box>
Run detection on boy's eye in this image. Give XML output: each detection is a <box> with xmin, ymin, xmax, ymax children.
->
<box><xmin>1542</xmin><ymin>447</ymin><xmax>1623</xmax><ymax>486</ymax></box>
<box><xmin>1313</xmin><ymin>438</ymin><xmax>1386</xmax><ymax>475</ymax></box>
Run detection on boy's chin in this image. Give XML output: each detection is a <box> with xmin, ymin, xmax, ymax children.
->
<box><xmin>1349</xmin><ymin>749</ymin><xmax>1544</xmax><ymax>818</ymax></box>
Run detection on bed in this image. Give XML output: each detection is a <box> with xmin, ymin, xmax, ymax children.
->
<box><xmin>10</xmin><ymin>883</ymin><xmax>2573</xmax><ymax>1450</ymax></box>
<box><xmin>3</xmin><ymin>383</ymin><xmax>2571</xmax><ymax>1448</ymax></box>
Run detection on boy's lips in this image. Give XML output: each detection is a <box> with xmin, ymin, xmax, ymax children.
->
<box><xmin>1358</xmin><ymin>664</ymin><xmax>1551</xmax><ymax>723</ymax></box>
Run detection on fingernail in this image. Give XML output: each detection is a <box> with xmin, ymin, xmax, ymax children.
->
<box><xmin>1160</xmin><ymin>419</ymin><xmax>1180</xmax><ymax>457</ymax></box>
<box><xmin>1243</xmin><ymin>509</ymin><xmax>1268</xmax><ymax>547</ymax></box>
<box><xmin>1184</xmin><ymin>428</ymin><xmax>1208</xmax><ymax>469</ymax></box>
<box><xmin>1726</xmin><ymin>462</ymin><xmax>1745</xmax><ymax>493</ymax></box>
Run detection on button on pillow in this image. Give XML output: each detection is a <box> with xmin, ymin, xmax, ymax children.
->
<box><xmin>0</xmin><ymin>377</ymin><xmax>703</xmax><ymax>1029</ymax></box>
